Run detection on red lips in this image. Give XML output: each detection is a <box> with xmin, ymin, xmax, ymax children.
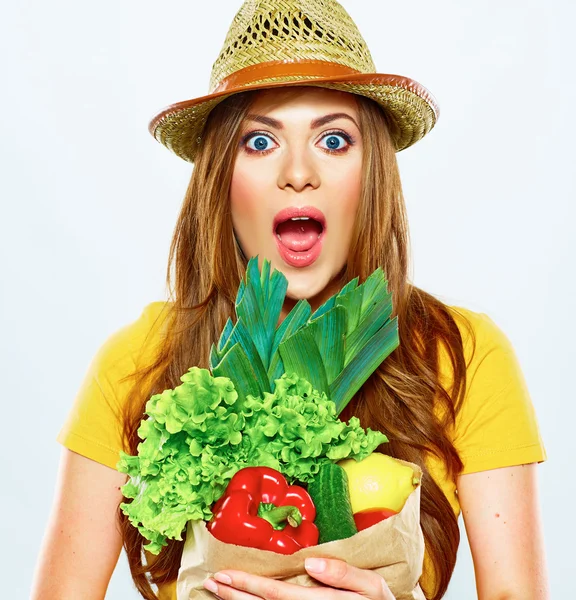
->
<box><xmin>273</xmin><ymin>206</ymin><xmax>326</xmax><ymax>268</ymax></box>
<box><xmin>273</xmin><ymin>206</ymin><xmax>327</xmax><ymax>233</ymax></box>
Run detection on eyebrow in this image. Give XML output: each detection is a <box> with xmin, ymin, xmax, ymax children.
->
<box><xmin>311</xmin><ymin>112</ymin><xmax>359</xmax><ymax>129</ymax></box>
<box><xmin>245</xmin><ymin>112</ymin><xmax>359</xmax><ymax>130</ymax></box>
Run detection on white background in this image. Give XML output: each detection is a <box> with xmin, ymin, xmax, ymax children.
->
<box><xmin>1</xmin><ymin>0</ymin><xmax>574</xmax><ymax>598</ymax></box>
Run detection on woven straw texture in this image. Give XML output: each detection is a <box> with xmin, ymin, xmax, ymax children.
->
<box><xmin>209</xmin><ymin>0</ymin><xmax>375</xmax><ymax>91</ymax></box>
<box><xmin>150</xmin><ymin>0</ymin><xmax>439</xmax><ymax>163</ymax></box>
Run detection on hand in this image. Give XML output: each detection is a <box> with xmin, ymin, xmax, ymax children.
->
<box><xmin>202</xmin><ymin>557</ymin><xmax>396</xmax><ymax>599</ymax></box>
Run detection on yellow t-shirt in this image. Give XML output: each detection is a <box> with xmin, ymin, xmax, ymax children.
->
<box><xmin>57</xmin><ymin>302</ymin><xmax>547</xmax><ymax>600</ymax></box>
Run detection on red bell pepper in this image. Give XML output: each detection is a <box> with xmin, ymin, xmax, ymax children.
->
<box><xmin>207</xmin><ymin>466</ymin><xmax>319</xmax><ymax>554</ymax></box>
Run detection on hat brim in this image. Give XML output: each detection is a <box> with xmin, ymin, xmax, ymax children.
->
<box><xmin>149</xmin><ymin>73</ymin><xmax>439</xmax><ymax>163</ymax></box>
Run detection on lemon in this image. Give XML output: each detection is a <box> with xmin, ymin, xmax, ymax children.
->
<box><xmin>337</xmin><ymin>453</ymin><xmax>419</xmax><ymax>513</ymax></box>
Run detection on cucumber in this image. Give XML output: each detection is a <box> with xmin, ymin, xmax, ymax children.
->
<box><xmin>307</xmin><ymin>462</ymin><xmax>358</xmax><ymax>543</ymax></box>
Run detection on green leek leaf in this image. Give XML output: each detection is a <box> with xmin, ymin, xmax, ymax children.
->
<box><xmin>215</xmin><ymin>319</ymin><xmax>270</xmax><ymax>394</ymax></box>
<box><xmin>236</xmin><ymin>282</ymin><xmax>270</xmax><ymax>369</ymax></box>
<box><xmin>212</xmin><ymin>342</ymin><xmax>264</xmax><ymax>404</ymax></box>
<box><xmin>267</xmin><ymin>299</ymin><xmax>311</xmax><ymax>387</ymax></box>
<box><xmin>337</xmin><ymin>276</ymin><xmax>359</xmax><ymax>297</ymax></box>
<box><xmin>308</xmin><ymin>305</ymin><xmax>346</xmax><ymax>382</ymax></box>
<box><xmin>278</xmin><ymin>327</ymin><xmax>329</xmax><ymax>396</ymax></box>
<box><xmin>216</xmin><ymin>318</ymin><xmax>234</xmax><ymax>354</ymax></box>
<box><xmin>335</xmin><ymin>289</ymin><xmax>362</xmax><ymax>336</ymax></box>
<box><xmin>310</xmin><ymin>294</ymin><xmax>336</xmax><ymax>320</ymax></box>
<box><xmin>359</xmin><ymin>268</ymin><xmax>389</xmax><ymax>312</ymax></box>
<box><xmin>271</xmin><ymin>298</ymin><xmax>311</xmax><ymax>357</ymax></box>
<box><xmin>209</xmin><ymin>343</ymin><xmax>220</xmax><ymax>369</ymax></box>
<box><xmin>344</xmin><ymin>302</ymin><xmax>393</xmax><ymax>367</ymax></box>
<box><xmin>260</xmin><ymin>258</ymin><xmax>270</xmax><ymax>301</ymax></box>
<box><xmin>262</xmin><ymin>269</ymin><xmax>288</xmax><ymax>350</ymax></box>
<box><xmin>330</xmin><ymin>316</ymin><xmax>400</xmax><ymax>414</ymax></box>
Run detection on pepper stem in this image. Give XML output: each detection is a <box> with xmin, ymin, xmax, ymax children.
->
<box><xmin>257</xmin><ymin>502</ymin><xmax>303</xmax><ymax>530</ymax></box>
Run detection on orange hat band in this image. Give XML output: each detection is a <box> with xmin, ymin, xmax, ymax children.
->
<box><xmin>212</xmin><ymin>59</ymin><xmax>362</xmax><ymax>94</ymax></box>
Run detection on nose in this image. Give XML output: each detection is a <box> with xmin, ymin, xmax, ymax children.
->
<box><xmin>277</xmin><ymin>145</ymin><xmax>320</xmax><ymax>192</ymax></box>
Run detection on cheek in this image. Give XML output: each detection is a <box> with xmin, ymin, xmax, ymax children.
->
<box><xmin>230</xmin><ymin>161</ymin><xmax>273</xmax><ymax>256</ymax></box>
<box><xmin>327</xmin><ymin>161</ymin><xmax>363</xmax><ymax>242</ymax></box>
<box><xmin>342</xmin><ymin>168</ymin><xmax>362</xmax><ymax>215</ymax></box>
<box><xmin>230</xmin><ymin>166</ymin><xmax>253</xmax><ymax>219</ymax></box>
<box><xmin>230</xmin><ymin>164</ymin><xmax>260</xmax><ymax>236</ymax></box>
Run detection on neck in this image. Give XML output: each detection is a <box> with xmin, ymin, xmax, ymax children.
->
<box><xmin>278</xmin><ymin>276</ymin><xmax>344</xmax><ymax>323</ymax></box>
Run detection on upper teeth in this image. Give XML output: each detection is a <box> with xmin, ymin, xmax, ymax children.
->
<box><xmin>276</xmin><ymin>216</ymin><xmax>321</xmax><ymax>243</ymax></box>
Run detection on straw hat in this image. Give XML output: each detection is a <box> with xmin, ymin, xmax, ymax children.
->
<box><xmin>149</xmin><ymin>0</ymin><xmax>440</xmax><ymax>163</ymax></box>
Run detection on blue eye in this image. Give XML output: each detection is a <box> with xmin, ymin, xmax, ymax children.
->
<box><xmin>319</xmin><ymin>133</ymin><xmax>348</xmax><ymax>151</ymax></box>
<box><xmin>245</xmin><ymin>133</ymin><xmax>274</xmax><ymax>152</ymax></box>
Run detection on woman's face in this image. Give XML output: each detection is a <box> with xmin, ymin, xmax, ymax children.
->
<box><xmin>230</xmin><ymin>87</ymin><xmax>363</xmax><ymax>314</ymax></box>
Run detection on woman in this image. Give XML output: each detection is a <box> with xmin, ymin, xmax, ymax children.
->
<box><xmin>31</xmin><ymin>1</ymin><xmax>549</xmax><ymax>599</ymax></box>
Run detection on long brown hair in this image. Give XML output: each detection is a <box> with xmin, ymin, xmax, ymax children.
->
<box><xmin>118</xmin><ymin>88</ymin><xmax>474</xmax><ymax>600</ymax></box>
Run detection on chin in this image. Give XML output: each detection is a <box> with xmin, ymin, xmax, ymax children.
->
<box><xmin>283</xmin><ymin>269</ymin><xmax>334</xmax><ymax>303</ymax></box>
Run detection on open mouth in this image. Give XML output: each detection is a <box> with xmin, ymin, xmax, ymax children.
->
<box><xmin>275</xmin><ymin>217</ymin><xmax>324</xmax><ymax>251</ymax></box>
<box><xmin>273</xmin><ymin>206</ymin><xmax>326</xmax><ymax>267</ymax></box>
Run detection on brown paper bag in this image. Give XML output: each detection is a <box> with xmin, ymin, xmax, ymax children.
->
<box><xmin>177</xmin><ymin>461</ymin><xmax>425</xmax><ymax>600</ymax></box>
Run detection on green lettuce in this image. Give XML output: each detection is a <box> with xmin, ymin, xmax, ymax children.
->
<box><xmin>117</xmin><ymin>368</ymin><xmax>387</xmax><ymax>554</ymax></box>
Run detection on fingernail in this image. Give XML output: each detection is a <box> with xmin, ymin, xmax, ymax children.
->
<box><xmin>203</xmin><ymin>578</ymin><xmax>218</xmax><ymax>593</ymax></box>
<box><xmin>305</xmin><ymin>558</ymin><xmax>326</xmax><ymax>573</ymax></box>
<box><xmin>214</xmin><ymin>572</ymin><xmax>232</xmax><ymax>585</ymax></box>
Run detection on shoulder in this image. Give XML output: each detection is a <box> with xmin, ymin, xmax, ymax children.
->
<box><xmin>57</xmin><ymin>301</ymin><xmax>173</xmax><ymax>467</ymax></box>
<box><xmin>93</xmin><ymin>301</ymin><xmax>173</xmax><ymax>370</ymax></box>
<box><xmin>113</xmin><ymin>300</ymin><xmax>171</xmax><ymax>341</ymax></box>
<box><xmin>434</xmin><ymin>304</ymin><xmax>523</xmax><ymax>405</ymax></box>
<box><xmin>443</xmin><ymin>304</ymin><xmax>536</xmax><ymax>423</ymax></box>
<box><xmin>443</xmin><ymin>304</ymin><xmax>516</xmax><ymax>364</ymax></box>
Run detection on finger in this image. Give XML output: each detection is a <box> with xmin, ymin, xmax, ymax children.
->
<box><xmin>304</xmin><ymin>558</ymin><xmax>395</xmax><ymax>599</ymax></box>
<box><xmin>209</xmin><ymin>569</ymin><xmax>332</xmax><ymax>600</ymax></box>
<box><xmin>203</xmin><ymin>576</ymin><xmax>259</xmax><ymax>600</ymax></box>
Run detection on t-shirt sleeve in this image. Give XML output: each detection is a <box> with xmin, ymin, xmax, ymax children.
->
<box><xmin>56</xmin><ymin>302</ymin><xmax>168</xmax><ymax>470</ymax></box>
<box><xmin>452</xmin><ymin>310</ymin><xmax>547</xmax><ymax>475</ymax></box>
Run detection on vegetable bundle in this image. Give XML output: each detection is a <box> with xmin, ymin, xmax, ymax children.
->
<box><xmin>117</xmin><ymin>257</ymin><xmax>426</xmax><ymax>599</ymax></box>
